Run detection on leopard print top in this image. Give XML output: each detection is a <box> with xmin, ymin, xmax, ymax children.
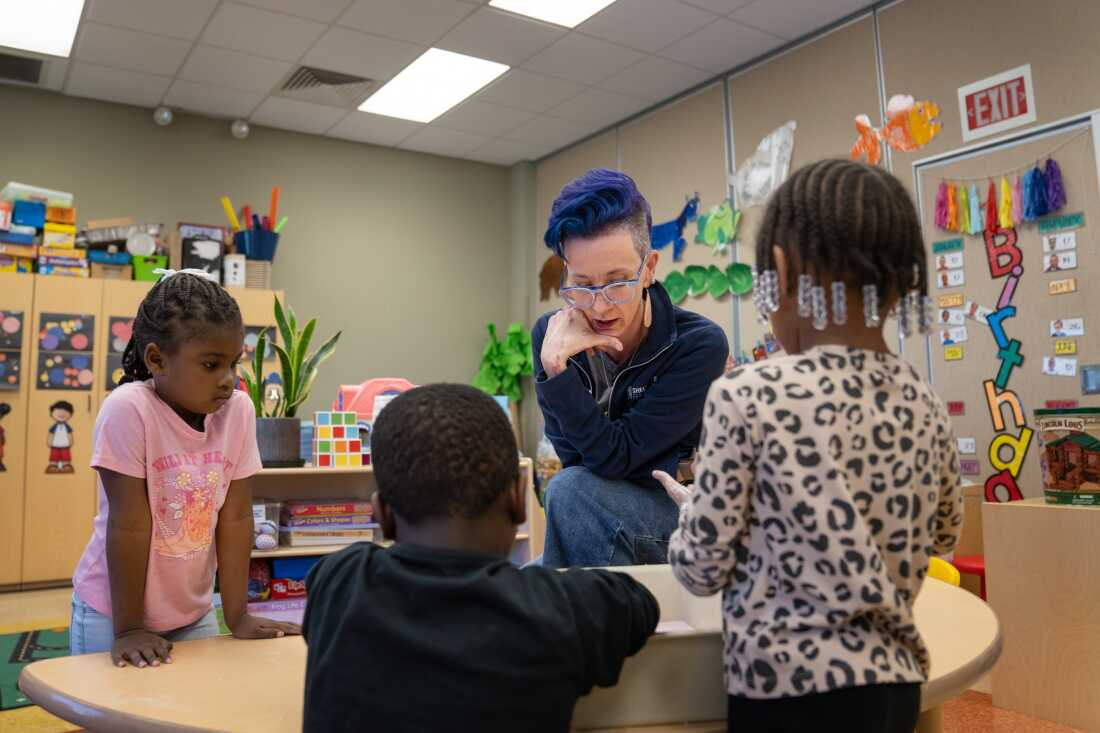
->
<box><xmin>669</xmin><ymin>345</ymin><xmax>963</xmax><ymax>698</ymax></box>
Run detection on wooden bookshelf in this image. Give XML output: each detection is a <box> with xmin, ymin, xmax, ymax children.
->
<box><xmin>256</xmin><ymin>465</ymin><xmax>373</xmax><ymax>477</ymax></box>
<box><xmin>250</xmin><ymin>534</ymin><xmax>531</xmax><ymax>560</ymax></box>
<box><xmin>251</xmin><ymin>458</ymin><xmax>542</xmax><ymax>564</ymax></box>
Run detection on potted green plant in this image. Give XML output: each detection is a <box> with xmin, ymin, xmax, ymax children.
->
<box><xmin>473</xmin><ymin>322</ymin><xmax>533</xmax><ymax>447</ymax></box>
<box><xmin>242</xmin><ymin>297</ymin><xmax>340</xmax><ymax>467</ymax></box>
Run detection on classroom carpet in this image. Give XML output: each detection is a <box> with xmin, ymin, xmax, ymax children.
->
<box><xmin>0</xmin><ymin>627</ymin><xmax>70</xmax><ymax>711</ymax></box>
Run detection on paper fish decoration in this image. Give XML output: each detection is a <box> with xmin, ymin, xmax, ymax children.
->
<box><xmin>694</xmin><ymin>199</ymin><xmax>741</xmax><ymax>255</ymax></box>
<box><xmin>733</xmin><ymin>120</ymin><xmax>796</xmax><ymax>208</ymax></box>
<box><xmin>850</xmin><ymin>94</ymin><xmax>942</xmax><ymax>165</ymax></box>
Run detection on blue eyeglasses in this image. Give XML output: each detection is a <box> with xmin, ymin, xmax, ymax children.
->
<box><xmin>559</xmin><ymin>259</ymin><xmax>646</xmax><ymax>310</ymax></box>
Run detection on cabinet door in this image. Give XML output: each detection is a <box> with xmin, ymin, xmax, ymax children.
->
<box><xmin>22</xmin><ymin>276</ymin><xmax>104</xmax><ymax>584</ymax></box>
<box><xmin>0</xmin><ymin>274</ymin><xmax>35</xmax><ymax>587</ymax></box>
<box><xmin>96</xmin><ymin>280</ymin><xmax>153</xmax><ymax>406</ymax></box>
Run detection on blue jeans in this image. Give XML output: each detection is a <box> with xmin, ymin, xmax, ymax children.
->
<box><xmin>69</xmin><ymin>593</ymin><xmax>221</xmax><ymax>655</ymax></box>
<box><xmin>542</xmin><ymin>466</ymin><xmax>679</xmax><ymax>568</ymax></box>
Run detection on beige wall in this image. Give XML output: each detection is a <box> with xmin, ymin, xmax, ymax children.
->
<box><xmin>619</xmin><ymin>83</ymin><xmax>732</xmax><ymax>336</ymax></box>
<box><xmin>0</xmin><ymin>86</ymin><xmax>514</xmax><ymax>417</ymax></box>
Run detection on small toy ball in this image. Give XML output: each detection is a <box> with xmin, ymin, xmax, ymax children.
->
<box><xmin>254</xmin><ymin>520</ymin><xmax>278</xmax><ymax>550</ymax></box>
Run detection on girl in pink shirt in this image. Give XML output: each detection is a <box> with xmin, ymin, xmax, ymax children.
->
<box><xmin>71</xmin><ymin>270</ymin><xmax>299</xmax><ymax>668</ymax></box>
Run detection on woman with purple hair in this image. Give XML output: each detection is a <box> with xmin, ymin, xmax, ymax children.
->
<box><xmin>533</xmin><ymin>169</ymin><xmax>729</xmax><ymax>568</ymax></box>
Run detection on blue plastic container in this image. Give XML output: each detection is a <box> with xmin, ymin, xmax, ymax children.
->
<box><xmin>272</xmin><ymin>556</ymin><xmax>320</xmax><ymax>580</ymax></box>
<box><xmin>233</xmin><ymin>229</ymin><xmax>279</xmax><ymax>261</ymax></box>
<box><xmin>13</xmin><ymin>200</ymin><xmax>45</xmax><ymax>228</ymax></box>
<box><xmin>88</xmin><ymin>250</ymin><xmax>132</xmax><ymax>265</ymax></box>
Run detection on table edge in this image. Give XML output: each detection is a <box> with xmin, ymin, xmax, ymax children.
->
<box><xmin>19</xmin><ymin>666</ymin><xmax>224</xmax><ymax>733</ymax></box>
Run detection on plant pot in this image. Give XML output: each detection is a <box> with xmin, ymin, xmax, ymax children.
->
<box><xmin>256</xmin><ymin>417</ymin><xmax>304</xmax><ymax>468</ymax></box>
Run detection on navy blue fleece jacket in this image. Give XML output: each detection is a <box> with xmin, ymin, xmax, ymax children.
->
<box><xmin>532</xmin><ymin>282</ymin><xmax>728</xmax><ymax>491</ymax></box>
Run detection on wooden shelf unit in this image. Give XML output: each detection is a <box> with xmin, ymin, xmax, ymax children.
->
<box><xmin>251</xmin><ymin>457</ymin><xmax>543</xmax><ymax>565</ymax></box>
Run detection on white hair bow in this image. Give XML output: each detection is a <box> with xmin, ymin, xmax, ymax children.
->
<box><xmin>153</xmin><ymin>268</ymin><xmax>218</xmax><ymax>282</ymax></box>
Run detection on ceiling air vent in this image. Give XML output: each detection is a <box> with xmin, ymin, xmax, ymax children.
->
<box><xmin>0</xmin><ymin>52</ymin><xmax>43</xmax><ymax>85</ymax></box>
<box><xmin>275</xmin><ymin>66</ymin><xmax>377</xmax><ymax>110</ymax></box>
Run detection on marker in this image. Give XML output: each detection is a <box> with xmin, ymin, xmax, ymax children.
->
<box><xmin>269</xmin><ymin>187</ymin><xmax>280</xmax><ymax>230</ymax></box>
<box><xmin>242</xmin><ymin>205</ymin><xmax>252</xmax><ymax>230</ymax></box>
<box><xmin>221</xmin><ymin>196</ymin><xmax>241</xmax><ymax>232</ymax></box>
<box><xmin>274</xmin><ymin>216</ymin><xmax>288</xmax><ymax>234</ymax></box>
<box><xmin>252</xmin><ymin>214</ymin><xmax>262</xmax><ymax>232</ymax></box>
<box><xmin>262</xmin><ymin>215</ymin><xmax>271</xmax><ymax>231</ymax></box>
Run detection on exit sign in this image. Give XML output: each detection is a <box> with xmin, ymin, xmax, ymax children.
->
<box><xmin>958</xmin><ymin>64</ymin><xmax>1037</xmax><ymax>142</ymax></box>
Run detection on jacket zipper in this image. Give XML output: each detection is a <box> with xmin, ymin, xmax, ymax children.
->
<box><xmin>606</xmin><ymin>342</ymin><xmax>674</xmax><ymax>419</ymax></box>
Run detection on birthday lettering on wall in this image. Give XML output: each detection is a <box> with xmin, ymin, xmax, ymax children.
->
<box><xmin>981</xmin><ymin>227</ymin><xmax>1032</xmax><ymax>502</ymax></box>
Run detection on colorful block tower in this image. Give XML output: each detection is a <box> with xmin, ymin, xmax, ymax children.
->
<box><xmin>312</xmin><ymin>410</ymin><xmax>363</xmax><ymax>467</ymax></box>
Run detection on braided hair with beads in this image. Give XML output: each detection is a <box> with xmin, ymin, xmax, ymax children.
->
<box><xmin>119</xmin><ymin>272</ymin><xmax>243</xmax><ymax>385</ymax></box>
<box><xmin>754</xmin><ymin>159</ymin><xmax>929</xmax><ymax>333</ymax></box>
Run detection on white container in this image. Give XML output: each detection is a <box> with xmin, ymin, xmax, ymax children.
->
<box><xmin>572</xmin><ymin>565</ymin><xmax>726</xmax><ymax>729</ymax></box>
<box><xmin>224</xmin><ymin>253</ymin><xmax>246</xmax><ymax>287</ymax></box>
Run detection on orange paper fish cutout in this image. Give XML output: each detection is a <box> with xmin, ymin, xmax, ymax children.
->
<box><xmin>850</xmin><ymin>95</ymin><xmax>942</xmax><ymax>165</ymax></box>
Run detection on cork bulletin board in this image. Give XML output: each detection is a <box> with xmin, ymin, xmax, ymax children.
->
<box><xmin>913</xmin><ymin>118</ymin><xmax>1100</xmax><ymax>500</ymax></box>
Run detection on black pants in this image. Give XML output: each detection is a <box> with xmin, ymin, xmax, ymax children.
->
<box><xmin>728</xmin><ymin>683</ymin><xmax>921</xmax><ymax>733</ymax></box>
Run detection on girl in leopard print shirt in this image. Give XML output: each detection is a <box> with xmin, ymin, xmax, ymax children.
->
<box><xmin>658</xmin><ymin>160</ymin><xmax>964</xmax><ymax>733</ymax></box>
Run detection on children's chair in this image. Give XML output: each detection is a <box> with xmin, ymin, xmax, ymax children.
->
<box><xmin>927</xmin><ymin>557</ymin><xmax>960</xmax><ymax>587</ymax></box>
<box><xmin>951</xmin><ymin>554</ymin><xmax>986</xmax><ymax>600</ymax></box>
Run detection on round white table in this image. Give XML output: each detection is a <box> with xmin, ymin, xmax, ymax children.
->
<box><xmin>19</xmin><ymin>577</ymin><xmax>999</xmax><ymax>733</ymax></box>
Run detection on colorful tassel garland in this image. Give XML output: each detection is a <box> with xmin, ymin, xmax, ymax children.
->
<box><xmin>1025</xmin><ymin>165</ymin><xmax>1049</xmax><ymax>220</ymax></box>
<box><xmin>935</xmin><ymin>181</ymin><xmax>949</xmax><ymax>229</ymax></box>
<box><xmin>998</xmin><ymin>176</ymin><xmax>1013</xmax><ymax>228</ymax></box>
<box><xmin>985</xmin><ymin>180</ymin><xmax>997</xmax><ymax>233</ymax></box>
<box><xmin>968</xmin><ymin>183</ymin><xmax>982</xmax><ymax>235</ymax></box>
<box><xmin>1012</xmin><ymin>174</ymin><xmax>1023</xmax><ymax>225</ymax></box>
<box><xmin>958</xmin><ymin>184</ymin><xmax>970</xmax><ymax>234</ymax></box>
<box><xmin>1021</xmin><ymin>171</ymin><xmax>1033</xmax><ymax>221</ymax></box>
<box><xmin>947</xmin><ymin>183</ymin><xmax>959</xmax><ymax>231</ymax></box>
<box><xmin>1045</xmin><ymin>158</ymin><xmax>1066</xmax><ymax>212</ymax></box>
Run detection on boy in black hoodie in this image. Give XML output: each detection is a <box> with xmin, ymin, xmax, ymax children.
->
<box><xmin>302</xmin><ymin>384</ymin><xmax>659</xmax><ymax>733</ymax></box>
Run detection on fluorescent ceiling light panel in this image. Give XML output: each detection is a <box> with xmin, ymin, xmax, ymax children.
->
<box><xmin>488</xmin><ymin>0</ymin><xmax>618</xmax><ymax>29</ymax></box>
<box><xmin>359</xmin><ymin>48</ymin><xmax>508</xmax><ymax>123</ymax></box>
<box><xmin>0</xmin><ymin>0</ymin><xmax>86</xmax><ymax>58</ymax></box>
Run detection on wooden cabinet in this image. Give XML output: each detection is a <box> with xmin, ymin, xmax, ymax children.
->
<box><xmin>0</xmin><ymin>277</ymin><xmax>283</xmax><ymax>589</ymax></box>
<box><xmin>0</xmin><ymin>275</ymin><xmax>35</xmax><ymax>588</ymax></box>
<box><xmin>22</xmin><ymin>276</ymin><xmax>104</xmax><ymax>584</ymax></box>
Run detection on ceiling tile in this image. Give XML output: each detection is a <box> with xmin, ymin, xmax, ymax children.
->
<box><xmin>679</xmin><ymin>0</ymin><xmax>754</xmax><ymax>13</ymax></box>
<box><xmin>475</xmin><ymin>69</ymin><xmax>586</xmax><ymax>113</ymax></box>
<box><xmin>65</xmin><ymin>62</ymin><xmax>172</xmax><ymax>107</ymax></box>
<box><xmin>434</xmin><ymin>100</ymin><xmax>535</xmax><ymax>136</ymax></box>
<box><xmin>250</xmin><ymin>97</ymin><xmax>347</xmax><ymax>134</ymax></box>
<box><xmin>200</xmin><ymin>3</ymin><xmax>327</xmax><ymax>62</ymax></box>
<box><xmin>659</xmin><ymin>18</ymin><xmax>782</xmax><ymax>73</ymax></box>
<box><xmin>436</xmin><ymin>7</ymin><xmax>564</xmax><ymax>67</ymax></box>
<box><xmin>730</xmin><ymin>0</ymin><xmax>871</xmax><ymax>40</ymax></box>
<box><xmin>505</xmin><ymin>115</ymin><xmax>596</xmax><ymax>149</ymax></box>
<box><xmin>399</xmin><ymin>126</ymin><xmax>490</xmax><ymax>157</ymax></box>
<box><xmin>327</xmin><ymin>111</ymin><xmax>422</xmax><ymax>146</ymax></box>
<box><xmin>552</xmin><ymin>87</ymin><xmax>648</xmax><ymax>127</ymax></box>
<box><xmin>233</xmin><ymin>0</ymin><xmax>354</xmax><ymax>23</ymax></box>
<box><xmin>74</xmin><ymin>22</ymin><xmax>191</xmax><ymax>77</ymax></box>
<box><xmin>179</xmin><ymin>46</ymin><xmax>292</xmax><ymax>94</ymax></box>
<box><xmin>164</xmin><ymin>79</ymin><xmax>264</xmax><ymax>119</ymax></box>
<box><xmin>86</xmin><ymin>0</ymin><xmax>219</xmax><ymax>40</ymax></box>
<box><xmin>468</xmin><ymin>138</ymin><xmax>550</xmax><ymax>165</ymax></box>
<box><xmin>522</xmin><ymin>33</ymin><xmax>644</xmax><ymax>85</ymax></box>
<box><xmin>577</xmin><ymin>0</ymin><xmax>717</xmax><ymax>54</ymax></box>
<box><xmin>599</xmin><ymin>55</ymin><xmax>710</xmax><ymax>101</ymax></box>
<box><xmin>338</xmin><ymin>0</ymin><xmax>476</xmax><ymax>46</ymax></box>
<box><xmin>303</xmin><ymin>27</ymin><xmax>424</xmax><ymax>81</ymax></box>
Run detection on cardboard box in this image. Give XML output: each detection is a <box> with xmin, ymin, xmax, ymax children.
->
<box><xmin>45</xmin><ymin>206</ymin><xmax>76</xmax><ymax>224</ymax></box>
<box><xmin>91</xmin><ymin>262</ymin><xmax>133</xmax><ymax>280</ymax></box>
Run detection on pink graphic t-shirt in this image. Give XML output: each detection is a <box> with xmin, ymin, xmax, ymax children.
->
<box><xmin>73</xmin><ymin>380</ymin><xmax>262</xmax><ymax>632</ymax></box>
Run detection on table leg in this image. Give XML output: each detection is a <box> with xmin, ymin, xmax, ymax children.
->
<box><xmin>916</xmin><ymin>706</ymin><xmax>942</xmax><ymax>733</ymax></box>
